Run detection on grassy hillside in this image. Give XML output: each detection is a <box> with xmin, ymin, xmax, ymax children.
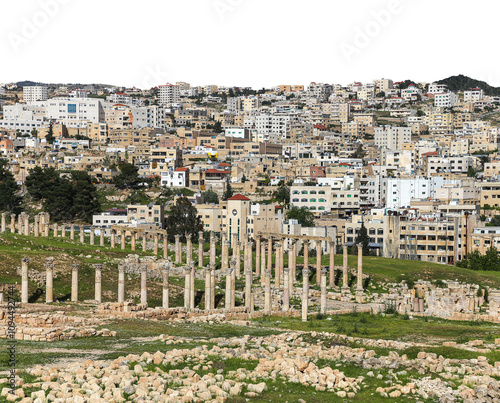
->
<box><xmin>1</xmin><ymin>232</ymin><xmax>500</xmax><ymax>307</ymax></box>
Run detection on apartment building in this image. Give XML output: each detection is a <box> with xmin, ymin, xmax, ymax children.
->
<box><xmin>374</xmin><ymin>125</ymin><xmax>411</xmax><ymax>149</ymax></box>
<box><xmin>464</xmin><ymin>88</ymin><xmax>484</xmax><ymax>102</ymax></box>
<box><xmin>434</xmin><ymin>92</ymin><xmax>458</xmax><ymax>108</ymax></box>
<box><xmin>44</xmin><ymin>98</ymin><xmax>105</xmax><ymax>128</ymax></box>
<box><xmin>159</xmin><ymin>84</ymin><xmax>180</xmax><ymax>105</ymax></box>
<box><xmin>23</xmin><ymin>85</ymin><xmax>48</xmax><ymax>103</ymax></box>
<box><xmin>478</xmin><ymin>182</ymin><xmax>500</xmax><ymax>208</ymax></box>
<box><xmin>127</xmin><ymin>204</ymin><xmax>165</xmax><ymax>228</ymax></box>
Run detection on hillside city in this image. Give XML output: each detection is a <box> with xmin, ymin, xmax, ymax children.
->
<box><xmin>1</xmin><ymin>77</ymin><xmax>500</xmax><ymax>265</ymax></box>
<box><xmin>3</xmin><ymin>76</ymin><xmax>500</xmax><ymax>402</ymax></box>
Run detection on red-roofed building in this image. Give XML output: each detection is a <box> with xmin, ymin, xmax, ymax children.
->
<box><xmin>228</xmin><ymin>194</ymin><xmax>250</xmax><ymax>201</ymax></box>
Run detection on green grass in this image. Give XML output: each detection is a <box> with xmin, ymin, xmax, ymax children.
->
<box><xmin>253</xmin><ymin>312</ymin><xmax>500</xmax><ymax>344</ymax></box>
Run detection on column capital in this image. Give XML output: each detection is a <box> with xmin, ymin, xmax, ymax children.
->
<box><xmin>321</xmin><ymin>267</ymin><xmax>328</xmax><ymax>276</ymax></box>
<box><xmin>22</xmin><ymin>257</ymin><xmax>30</xmax><ymax>264</ymax></box>
<box><xmin>71</xmin><ymin>263</ymin><xmax>80</xmax><ymax>270</ymax></box>
<box><xmin>302</xmin><ymin>268</ymin><xmax>310</xmax><ymax>276</ymax></box>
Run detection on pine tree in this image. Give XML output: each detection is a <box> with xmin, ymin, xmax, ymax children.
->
<box><xmin>355</xmin><ymin>221</ymin><xmax>370</xmax><ymax>256</ymax></box>
<box><xmin>222</xmin><ymin>176</ymin><xmax>234</xmax><ymax>201</ymax></box>
<box><xmin>46</xmin><ymin>122</ymin><xmax>55</xmax><ymax>145</ymax></box>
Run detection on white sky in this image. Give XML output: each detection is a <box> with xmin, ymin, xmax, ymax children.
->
<box><xmin>1</xmin><ymin>0</ymin><xmax>499</xmax><ymax>89</ymax></box>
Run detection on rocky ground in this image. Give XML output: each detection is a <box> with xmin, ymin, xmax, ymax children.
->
<box><xmin>2</xmin><ymin>317</ymin><xmax>500</xmax><ymax>402</ymax></box>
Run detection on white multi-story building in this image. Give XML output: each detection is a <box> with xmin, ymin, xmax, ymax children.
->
<box><xmin>427</xmin><ymin>83</ymin><xmax>448</xmax><ymax>94</ymax></box>
<box><xmin>131</xmin><ymin>106</ymin><xmax>165</xmax><ymax>128</ymax></box>
<box><xmin>255</xmin><ymin>114</ymin><xmax>297</xmax><ymax>142</ymax></box>
<box><xmin>434</xmin><ymin>92</ymin><xmax>458</xmax><ymax>108</ymax></box>
<box><xmin>464</xmin><ymin>88</ymin><xmax>484</xmax><ymax>102</ymax></box>
<box><xmin>43</xmin><ymin>98</ymin><xmax>105</xmax><ymax>128</ymax></box>
<box><xmin>160</xmin><ymin>167</ymin><xmax>189</xmax><ymax>187</ymax></box>
<box><xmin>159</xmin><ymin>84</ymin><xmax>180</xmax><ymax>106</ymax></box>
<box><xmin>381</xmin><ymin>177</ymin><xmax>446</xmax><ymax>209</ymax></box>
<box><xmin>23</xmin><ymin>85</ymin><xmax>48</xmax><ymax>103</ymax></box>
<box><xmin>374</xmin><ymin>125</ymin><xmax>411</xmax><ymax>149</ymax></box>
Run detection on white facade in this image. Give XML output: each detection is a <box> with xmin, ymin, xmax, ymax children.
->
<box><xmin>160</xmin><ymin>168</ymin><xmax>188</xmax><ymax>187</ymax></box>
<box><xmin>428</xmin><ymin>83</ymin><xmax>448</xmax><ymax>94</ymax></box>
<box><xmin>23</xmin><ymin>85</ymin><xmax>48</xmax><ymax>103</ymax></box>
<box><xmin>381</xmin><ymin>178</ymin><xmax>442</xmax><ymax>209</ymax></box>
<box><xmin>131</xmin><ymin>106</ymin><xmax>165</xmax><ymax>128</ymax></box>
<box><xmin>464</xmin><ymin>88</ymin><xmax>484</xmax><ymax>102</ymax></box>
<box><xmin>43</xmin><ymin>98</ymin><xmax>105</xmax><ymax>128</ymax></box>
<box><xmin>434</xmin><ymin>92</ymin><xmax>458</xmax><ymax>108</ymax></box>
<box><xmin>159</xmin><ymin>84</ymin><xmax>180</xmax><ymax>105</ymax></box>
<box><xmin>374</xmin><ymin>125</ymin><xmax>411</xmax><ymax>149</ymax></box>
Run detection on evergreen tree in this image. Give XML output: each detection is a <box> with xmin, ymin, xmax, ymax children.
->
<box><xmin>222</xmin><ymin>176</ymin><xmax>234</xmax><ymax>201</ymax></box>
<box><xmin>286</xmin><ymin>206</ymin><xmax>315</xmax><ymax>227</ymax></box>
<box><xmin>69</xmin><ymin>171</ymin><xmax>101</xmax><ymax>222</ymax></box>
<box><xmin>273</xmin><ymin>184</ymin><xmax>290</xmax><ymax>206</ymax></box>
<box><xmin>0</xmin><ymin>159</ymin><xmax>21</xmax><ymax>214</ymax></box>
<box><xmin>165</xmin><ymin>197</ymin><xmax>203</xmax><ymax>243</ymax></box>
<box><xmin>355</xmin><ymin>221</ymin><xmax>371</xmax><ymax>256</ymax></box>
<box><xmin>46</xmin><ymin>122</ymin><xmax>55</xmax><ymax>145</ymax></box>
<box><xmin>113</xmin><ymin>163</ymin><xmax>140</xmax><ymax>189</ymax></box>
<box><xmin>202</xmin><ymin>189</ymin><xmax>219</xmax><ymax>204</ymax></box>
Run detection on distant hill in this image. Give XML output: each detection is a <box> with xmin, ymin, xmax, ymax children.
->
<box><xmin>16</xmin><ymin>80</ymin><xmax>44</xmax><ymax>87</ymax></box>
<box><xmin>437</xmin><ymin>74</ymin><xmax>500</xmax><ymax>96</ymax></box>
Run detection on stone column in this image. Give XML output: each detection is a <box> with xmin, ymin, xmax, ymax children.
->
<box><xmin>329</xmin><ymin>240</ymin><xmax>335</xmax><ymax>287</ymax></box>
<box><xmin>100</xmin><ymin>229</ymin><xmax>105</xmax><ymax>247</ymax></box>
<box><xmin>342</xmin><ymin>243</ymin><xmax>349</xmax><ymax>291</ymax></box>
<box><xmin>60</xmin><ymin>224</ymin><xmax>65</xmax><ymax>238</ymax></box>
<box><xmin>175</xmin><ymin>235</ymin><xmax>181</xmax><ymax>263</ymax></box>
<box><xmin>225</xmin><ymin>266</ymin><xmax>233</xmax><ymax>309</ymax></box>
<box><xmin>121</xmin><ymin>230</ymin><xmax>126</xmax><ymax>250</ymax></box>
<box><xmin>302</xmin><ymin>268</ymin><xmax>310</xmax><ymax>322</ymax></box>
<box><xmin>24</xmin><ymin>216</ymin><xmax>30</xmax><ymax>236</ymax></box>
<box><xmin>289</xmin><ymin>240</ymin><xmax>296</xmax><ymax>286</ymax></box>
<box><xmin>316</xmin><ymin>240</ymin><xmax>322</xmax><ymax>285</ymax></box>
<box><xmin>210</xmin><ymin>232</ymin><xmax>216</xmax><ymax>268</ymax></box>
<box><xmin>141</xmin><ymin>264</ymin><xmax>148</xmax><ymax>306</ymax></box>
<box><xmin>264</xmin><ymin>268</ymin><xmax>271</xmax><ymax>314</ymax></box>
<box><xmin>222</xmin><ymin>240</ymin><xmax>230</xmax><ymax>271</ymax></box>
<box><xmin>283</xmin><ymin>266</ymin><xmax>290</xmax><ymax>312</ymax></box>
<box><xmin>210</xmin><ymin>263</ymin><xmax>216</xmax><ymax>309</ymax></box>
<box><xmin>71</xmin><ymin>263</ymin><xmax>79</xmax><ymax>302</ymax></box>
<box><xmin>320</xmin><ymin>267</ymin><xmax>327</xmax><ymax>314</ymax></box>
<box><xmin>236</xmin><ymin>241</ymin><xmax>242</xmax><ymax>278</ymax></box>
<box><xmin>163</xmin><ymin>234</ymin><xmax>168</xmax><ymax>259</ymax></box>
<box><xmin>267</xmin><ymin>238</ymin><xmax>273</xmax><ymax>274</ymax></box>
<box><xmin>45</xmin><ymin>257</ymin><xmax>54</xmax><ymax>303</ymax></box>
<box><xmin>162</xmin><ymin>263</ymin><xmax>170</xmax><ymax>309</ymax></box>
<box><xmin>261</xmin><ymin>241</ymin><xmax>266</xmax><ymax>286</ymax></box>
<box><xmin>53</xmin><ymin>224</ymin><xmax>58</xmax><ymax>238</ymax></box>
<box><xmin>205</xmin><ymin>265</ymin><xmax>212</xmax><ymax>311</ymax></box>
<box><xmin>10</xmin><ymin>214</ymin><xmax>16</xmax><ymax>233</ymax></box>
<box><xmin>21</xmin><ymin>258</ymin><xmax>29</xmax><ymax>304</ymax></box>
<box><xmin>232</xmin><ymin>232</ymin><xmax>238</xmax><ymax>251</ymax></box>
<box><xmin>80</xmin><ymin>226</ymin><xmax>85</xmax><ymax>244</ymax></box>
<box><xmin>154</xmin><ymin>232</ymin><xmax>159</xmax><ymax>255</ymax></box>
<box><xmin>230</xmin><ymin>259</ymin><xmax>236</xmax><ymax>308</ymax></box>
<box><xmin>303</xmin><ymin>240</ymin><xmax>309</xmax><ymax>277</ymax></box>
<box><xmin>131</xmin><ymin>231</ymin><xmax>136</xmax><ymax>251</ymax></box>
<box><xmin>34</xmin><ymin>216</ymin><xmax>39</xmax><ymax>237</ymax></box>
<box><xmin>220</xmin><ymin>231</ymin><xmax>227</xmax><ymax>269</ymax></box>
<box><xmin>186</xmin><ymin>234</ymin><xmax>192</xmax><ymax>263</ymax></box>
<box><xmin>44</xmin><ymin>223</ymin><xmax>49</xmax><ymax>237</ymax></box>
<box><xmin>255</xmin><ymin>235</ymin><xmax>261</xmax><ymax>278</ymax></box>
<box><xmin>110</xmin><ymin>230</ymin><xmax>116</xmax><ymax>248</ymax></box>
<box><xmin>1</xmin><ymin>212</ymin><xmax>6</xmax><ymax>233</ymax></box>
<box><xmin>356</xmin><ymin>243</ymin><xmax>364</xmax><ymax>301</ymax></box>
<box><xmin>245</xmin><ymin>265</ymin><xmax>252</xmax><ymax>310</ymax></box>
<box><xmin>70</xmin><ymin>225</ymin><xmax>75</xmax><ymax>240</ymax></box>
<box><xmin>184</xmin><ymin>267</ymin><xmax>191</xmax><ymax>309</ymax></box>
<box><xmin>118</xmin><ymin>264</ymin><xmax>125</xmax><ymax>303</ymax></box>
<box><xmin>275</xmin><ymin>242</ymin><xmax>281</xmax><ymax>288</ymax></box>
<box><xmin>94</xmin><ymin>264</ymin><xmax>102</xmax><ymax>303</ymax></box>
<box><xmin>190</xmin><ymin>261</ymin><xmax>195</xmax><ymax>310</ymax></box>
<box><xmin>90</xmin><ymin>226</ymin><xmax>95</xmax><ymax>245</ymax></box>
<box><xmin>198</xmin><ymin>231</ymin><xmax>204</xmax><ymax>267</ymax></box>
<box><xmin>142</xmin><ymin>233</ymin><xmax>147</xmax><ymax>252</ymax></box>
